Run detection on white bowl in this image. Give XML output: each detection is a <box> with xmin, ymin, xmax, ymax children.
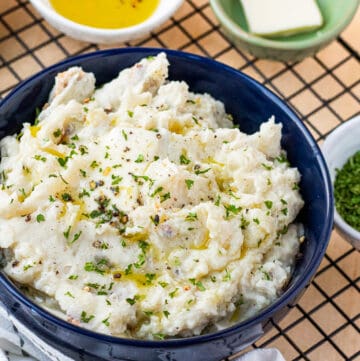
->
<box><xmin>29</xmin><ymin>0</ymin><xmax>184</xmax><ymax>44</ymax></box>
<box><xmin>322</xmin><ymin>114</ymin><xmax>360</xmax><ymax>250</ymax></box>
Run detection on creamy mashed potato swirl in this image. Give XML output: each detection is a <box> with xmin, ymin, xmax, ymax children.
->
<box><xmin>0</xmin><ymin>53</ymin><xmax>303</xmax><ymax>339</ymax></box>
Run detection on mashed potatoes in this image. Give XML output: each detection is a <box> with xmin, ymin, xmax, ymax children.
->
<box><xmin>0</xmin><ymin>53</ymin><xmax>303</xmax><ymax>339</ymax></box>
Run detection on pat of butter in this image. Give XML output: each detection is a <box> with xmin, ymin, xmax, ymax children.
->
<box><xmin>240</xmin><ymin>0</ymin><xmax>324</xmax><ymax>37</ymax></box>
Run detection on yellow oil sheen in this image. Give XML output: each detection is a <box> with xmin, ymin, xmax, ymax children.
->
<box><xmin>41</xmin><ymin>147</ymin><xmax>65</xmax><ymax>158</ymax></box>
<box><xmin>112</xmin><ymin>271</ymin><xmax>153</xmax><ymax>289</ymax></box>
<box><xmin>50</xmin><ymin>0</ymin><xmax>159</xmax><ymax>29</ymax></box>
<box><xmin>30</xmin><ymin>125</ymin><xmax>41</xmax><ymax>137</ymax></box>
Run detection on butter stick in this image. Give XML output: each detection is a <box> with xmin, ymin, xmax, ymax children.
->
<box><xmin>240</xmin><ymin>0</ymin><xmax>324</xmax><ymax>37</ymax></box>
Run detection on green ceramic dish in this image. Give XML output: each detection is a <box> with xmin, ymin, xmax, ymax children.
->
<box><xmin>210</xmin><ymin>0</ymin><xmax>359</xmax><ymax>62</ymax></box>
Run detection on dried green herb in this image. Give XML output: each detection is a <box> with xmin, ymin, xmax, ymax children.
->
<box><xmin>334</xmin><ymin>150</ymin><xmax>360</xmax><ymax>231</ymax></box>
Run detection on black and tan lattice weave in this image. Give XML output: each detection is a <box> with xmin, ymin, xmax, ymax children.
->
<box><xmin>0</xmin><ymin>1</ymin><xmax>359</xmax><ymax>360</ymax></box>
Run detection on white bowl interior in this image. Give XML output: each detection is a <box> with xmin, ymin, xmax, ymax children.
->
<box><xmin>322</xmin><ymin>114</ymin><xmax>360</xmax><ymax>248</ymax></box>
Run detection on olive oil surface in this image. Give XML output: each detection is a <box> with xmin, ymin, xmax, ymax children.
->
<box><xmin>50</xmin><ymin>0</ymin><xmax>159</xmax><ymax>29</ymax></box>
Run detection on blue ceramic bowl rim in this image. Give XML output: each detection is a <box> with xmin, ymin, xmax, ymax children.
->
<box><xmin>0</xmin><ymin>47</ymin><xmax>333</xmax><ymax>348</ymax></box>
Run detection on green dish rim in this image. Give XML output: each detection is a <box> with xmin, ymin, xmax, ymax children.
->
<box><xmin>210</xmin><ymin>0</ymin><xmax>359</xmax><ymax>50</ymax></box>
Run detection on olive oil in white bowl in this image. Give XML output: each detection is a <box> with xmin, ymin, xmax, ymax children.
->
<box><xmin>30</xmin><ymin>0</ymin><xmax>183</xmax><ymax>44</ymax></box>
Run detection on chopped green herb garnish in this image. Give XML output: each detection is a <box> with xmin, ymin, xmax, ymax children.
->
<box><xmin>126</xmin><ymin>295</ymin><xmax>140</xmax><ymax>305</ymax></box>
<box><xmin>133</xmin><ymin>252</ymin><xmax>146</xmax><ymax>268</ymax></box>
<box><xmin>334</xmin><ymin>150</ymin><xmax>360</xmax><ymax>231</ymax></box>
<box><xmin>185</xmin><ymin>179</ymin><xmax>194</xmax><ymax>190</ymax></box>
<box><xmin>135</xmin><ymin>154</ymin><xmax>144</xmax><ymax>163</ymax></box>
<box><xmin>79</xmin><ymin>145</ymin><xmax>88</xmax><ymax>155</ymax></box>
<box><xmin>169</xmin><ymin>288</ymin><xmax>178</xmax><ymax>298</ymax></box>
<box><xmin>101</xmin><ymin>242</ymin><xmax>109</xmax><ymax>250</ymax></box>
<box><xmin>79</xmin><ymin>189</ymin><xmax>90</xmax><ymax>198</ymax></box>
<box><xmin>196</xmin><ymin>281</ymin><xmax>206</xmax><ymax>291</ymax></box>
<box><xmin>102</xmin><ymin>316</ymin><xmax>110</xmax><ymax>327</ymax></box>
<box><xmin>292</xmin><ymin>183</ymin><xmax>300</xmax><ymax>190</ymax></box>
<box><xmin>278</xmin><ymin>225</ymin><xmax>288</xmax><ymax>236</ymax></box>
<box><xmin>228</xmin><ymin>190</ymin><xmax>240</xmax><ymax>199</ymax></box>
<box><xmin>275</xmin><ymin>154</ymin><xmax>288</xmax><ymax>164</ymax></box>
<box><xmin>145</xmin><ymin>273</ymin><xmax>156</xmax><ymax>284</ymax></box>
<box><xmin>185</xmin><ymin>212</ymin><xmax>197</xmax><ymax>222</ymax></box>
<box><xmin>160</xmin><ymin>192</ymin><xmax>171</xmax><ymax>203</ymax></box>
<box><xmin>224</xmin><ymin>204</ymin><xmax>242</xmax><ymax>219</ymax></box>
<box><xmin>131</xmin><ymin>174</ymin><xmax>153</xmax><ymax>184</ymax></box>
<box><xmin>86</xmin><ymin>283</ymin><xmax>100</xmax><ymax>289</ymax></box>
<box><xmin>34</xmin><ymin>155</ymin><xmax>46</xmax><ymax>162</ymax></box>
<box><xmin>240</xmin><ymin>216</ymin><xmax>250</xmax><ymax>230</ymax></box>
<box><xmin>36</xmin><ymin>214</ymin><xmax>45</xmax><ymax>223</ymax></box>
<box><xmin>59</xmin><ymin>174</ymin><xmax>69</xmax><ymax>184</ymax></box>
<box><xmin>215</xmin><ymin>195</ymin><xmax>221</xmax><ymax>206</ymax></box>
<box><xmin>150</xmin><ymin>187</ymin><xmax>163</xmax><ymax>197</ymax></box>
<box><xmin>111</xmin><ymin>175</ymin><xmax>122</xmax><ymax>185</ymax></box>
<box><xmin>138</xmin><ymin>240</ymin><xmax>149</xmax><ymax>253</ymax></box>
<box><xmin>63</xmin><ymin>226</ymin><xmax>71</xmax><ymax>239</ymax></box>
<box><xmin>179</xmin><ymin>154</ymin><xmax>191</xmax><ymax>165</ymax></box>
<box><xmin>261</xmin><ymin>269</ymin><xmax>271</xmax><ymax>281</ymax></box>
<box><xmin>262</xmin><ymin>163</ymin><xmax>272</xmax><ymax>171</ymax></box>
<box><xmin>195</xmin><ymin>167</ymin><xmax>211</xmax><ymax>175</ymax></box>
<box><xmin>81</xmin><ymin>311</ymin><xmax>94</xmax><ymax>323</ymax></box>
<box><xmin>70</xmin><ymin>231</ymin><xmax>82</xmax><ymax>244</ymax></box>
<box><xmin>125</xmin><ymin>264</ymin><xmax>133</xmax><ymax>275</ymax></box>
<box><xmin>34</xmin><ymin>107</ymin><xmax>40</xmax><ymax>124</ymax></box>
<box><xmin>57</xmin><ymin>157</ymin><xmax>68</xmax><ymax>167</ymax></box>
<box><xmin>53</xmin><ymin>129</ymin><xmax>62</xmax><ymax>138</ymax></box>
<box><xmin>223</xmin><ymin>268</ymin><xmax>231</xmax><ymax>281</ymax></box>
<box><xmin>61</xmin><ymin>193</ymin><xmax>72</xmax><ymax>202</ymax></box>
<box><xmin>192</xmin><ymin>116</ymin><xmax>199</xmax><ymax>125</ymax></box>
<box><xmin>264</xmin><ymin>200</ymin><xmax>273</xmax><ymax>209</ymax></box>
<box><xmin>189</xmin><ymin>279</ymin><xmax>206</xmax><ymax>291</ymax></box>
<box><xmin>84</xmin><ymin>260</ymin><xmax>107</xmax><ymax>275</ymax></box>
<box><xmin>122</xmin><ymin>130</ymin><xmax>128</xmax><ymax>141</ymax></box>
<box><xmin>90</xmin><ymin>160</ymin><xmax>99</xmax><ymax>169</ymax></box>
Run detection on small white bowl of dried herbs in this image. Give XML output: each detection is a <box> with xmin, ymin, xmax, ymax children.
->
<box><xmin>322</xmin><ymin>114</ymin><xmax>360</xmax><ymax>250</ymax></box>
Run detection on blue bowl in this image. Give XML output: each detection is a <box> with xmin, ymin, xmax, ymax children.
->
<box><xmin>0</xmin><ymin>48</ymin><xmax>333</xmax><ymax>361</ymax></box>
